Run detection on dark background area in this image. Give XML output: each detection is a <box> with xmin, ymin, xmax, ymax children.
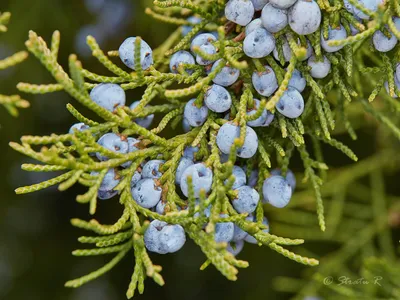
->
<box><xmin>0</xmin><ymin>1</ymin><xmax>399</xmax><ymax>300</ymax></box>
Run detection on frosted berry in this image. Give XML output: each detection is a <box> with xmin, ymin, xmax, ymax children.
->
<box><xmin>159</xmin><ymin>223</ymin><xmax>186</xmax><ymax>253</ymax></box>
<box><xmin>184</xmin><ymin>99</ymin><xmax>209</xmax><ymax>127</ymax></box>
<box><xmin>245</xmin><ymin>216</ymin><xmax>269</xmax><ymax>244</ymax></box>
<box><xmin>204</xmin><ymin>84</ymin><xmax>232</xmax><ymax>113</ymax></box>
<box><xmin>142</xmin><ymin>160</ymin><xmax>165</xmax><ymax>179</ymax></box>
<box><xmin>270</xmin><ymin>169</ymin><xmax>296</xmax><ymax>191</ymax></box>
<box><xmin>93</xmin><ymin>168</ymin><xmax>120</xmax><ymax>200</ymax></box>
<box><xmin>276</xmin><ymin>87</ymin><xmax>304</xmax><ymax>119</ymax></box>
<box><xmin>260</xmin><ymin>111</ymin><xmax>275</xmax><ymax>127</ymax></box>
<box><xmin>130</xmin><ymin>170</ymin><xmax>142</xmax><ymax>188</ymax></box>
<box><xmin>372</xmin><ymin>27</ymin><xmax>398</xmax><ymax>53</ymax></box>
<box><xmin>261</xmin><ymin>3</ymin><xmax>288</xmax><ymax>33</ymax></box>
<box><xmin>232</xmin><ymin>185</ymin><xmax>260</xmax><ymax>214</ymax></box>
<box><xmin>190</xmin><ymin>33</ymin><xmax>216</xmax><ymax>53</ymax></box>
<box><xmin>183</xmin><ymin>146</ymin><xmax>199</xmax><ymax>161</ymax></box>
<box><xmin>243</xmin><ymin>28</ymin><xmax>275</xmax><ymax>58</ymax></box>
<box><xmin>96</xmin><ymin>133</ymin><xmax>129</xmax><ymax>161</ymax></box>
<box><xmin>225</xmin><ymin>165</ymin><xmax>247</xmax><ymax>189</ymax></box>
<box><xmin>144</xmin><ymin>220</ymin><xmax>168</xmax><ymax>254</ymax></box>
<box><xmin>121</xmin><ymin>137</ymin><xmax>141</xmax><ymax>168</ymax></box>
<box><xmin>175</xmin><ymin>157</ymin><xmax>194</xmax><ymax>185</ymax></box>
<box><xmin>232</xmin><ymin>214</ymin><xmax>254</xmax><ymax>241</ymax></box>
<box><xmin>269</xmin><ymin>0</ymin><xmax>297</xmax><ymax>9</ymax></box>
<box><xmin>396</xmin><ymin>64</ymin><xmax>400</xmax><ymax>83</ymax></box>
<box><xmin>273</xmin><ymin>38</ymin><xmax>313</xmax><ymax>63</ymax></box>
<box><xmin>262</xmin><ymin>175</ymin><xmax>292</xmax><ymax>208</ymax></box>
<box><xmin>343</xmin><ymin>0</ymin><xmax>354</xmax><ymax>13</ymax></box>
<box><xmin>288</xmin><ymin>69</ymin><xmax>306</xmax><ymax>93</ymax></box>
<box><xmin>131</xmin><ymin>178</ymin><xmax>162</xmax><ymax>209</ymax></box>
<box><xmin>180</xmin><ymin>163</ymin><xmax>213</xmax><ymax>198</ymax></box>
<box><xmin>119</xmin><ymin>37</ymin><xmax>153</xmax><ymax>70</ymax></box>
<box><xmin>225</xmin><ymin>0</ymin><xmax>255</xmax><ymax>26</ymax></box>
<box><xmin>195</xmin><ymin>43</ymin><xmax>217</xmax><ymax>65</ymax></box>
<box><xmin>353</xmin><ymin>0</ymin><xmax>380</xmax><ymax>20</ymax></box>
<box><xmin>245</xmin><ymin>18</ymin><xmax>263</xmax><ymax>36</ymax></box>
<box><xmin>288</xmin><ymin>0</ymin><xmax>321</xmax><ymax>35</ymax></box>
<box><xmin>308</xmin><ymin>55</ymin><xmax>331</xmax><ymax>79</ymax></box>
<box><xmin>246</xmin><ymin>99</ymin><xmax>269</xmax><ymax>127</ymax></box>
<box><xmin>227</xmin><ymin>240</ymin><xmax>244</xmax><ymax>256</ymax></box>
<box><xmin>69</xmin><ymin>123</ymin><xmax>89</xmax><ymax>134</ymax></box>
<box><xmin>247</xmin><ymin>168</ymin><xmax>259</xmax><ymax>187</ymax></box>
<box><xmin>169</xmin><ymin>50</ymin><xmax>195</xmax><ymax>74</ymax></box>
<box><xmin>182</xmin><ymin>16</ymin><xmax>201</xmax><ymax>36</ymax></box>
<box><xmin>90</xmin><ymin>83</ymin><xmax>126</xmax><ymax>112</ymax></box>
<box><xmin>252</xmin><ymin>66</ymin><xmax>278</xmax><ymax>97</ymax></box>
<box><xmin>183</xmin><ymin>117</ymin><xmax>192</xmax><ymax>133</ymax></box>
<box><xmin>144</xmin><ymin>220</ymin><xmax>186</xmax><ymax>254</ymax></box>
<box><xmin>216</xmin><ymin>123</ymin><xmax>259</xmax><ymax>159</ymax></box>
<box><xmin>211</xmin><ymin>59</ymin><xmax>240</xmax><ymax>87</ymax></box>
<box><xmin>130</xmin><ymin>101</ymin><xmax>154</xmax><ymax>129</ymax></box>
<box><xmin>214</xmin><ymin>214</ymin><xmax>234</xmax><ymax>243</ymax></box>
<box><xmin>384</xmin><ymin>77</ymin><xmax>400</xmax><ymax>98</ymax></box>
<box><xmin>321</xmin><ymin>25</ymin><xmax>347</xmax><ymax>53</ymax></box>
<box><xmin>251</xmin><ymin>0</ymin><xmax>269</xmax><ymax>11</ymax></box>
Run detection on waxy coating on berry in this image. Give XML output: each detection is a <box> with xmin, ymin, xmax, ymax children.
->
<box><xmin>263</xmin><ymin>175</ymin><xmax>292</xmax><ymax>208</ymax></box>
<box><xmin>288</xmin><ymin>69</ymin><xmax>306</xmax><ymax>93</ymax></box>
<box><xmin>252</xmin><ymin>66</ymin><xmax>278</xmax><ymax>97</ymax></box>
<box><xmin>195</xmin><ymin>43</ymin><xmax>217</xmax><ymax>66</ymax></box>
<box><xmin>90</xmin><ymin>83</ymin><xmax>126</xmax><ymax>112</ymax></box>
<box><xmin>180</xmin><ymin>163</ymin><xmax>213</xmax><ymax>198</ymax></box>
<box><xmin>308</xmin><ymin>55</ymin><xmax>331</xmax><ymax>79</ymax></box>
<box><xmin>69</xmin><ymin>123</ymin><xmax>89</xmax><ymax>134</ymax></box>
<box><xmin>190</xmin><ymin>33</ymin><xmax>216</xmax><ymax>53</ymax></box>
<box><xmin>288</xmin><ymin>0</ymin><xmax>321</xmax><ymax>35</ymax></box>
<box><xmin>246</xmin><ymin>98</ymin><xmax>270</xmax><ymax>127</ymax></box>
<box><xmin>130</xmin><ymin>101</ymin><xmax>154</xmax><ymax>129</ymax></box>
<box><xmin>269</xmin><ymin>0</ymin><xmax>297</xmax><ymax>9</ymax></box>
<box><xmin>142</xmin><ymin>160</ymin><xmax>165</xmax><ymax>179</ymax></box>
<box><xmin>214</xmin><ymin>213</ymin><xmax>234</xmax><ymax>243</ymax></box>
<box><xmin>243</xmin><ymin>28</ymin><xmax>275</xmax><ymax>58</ymax></box>
<box><xmin>175</xmin><ymin>157</ymin><xmax>194</xmax><ymax>185</ymax></box>
<box><xmin>261</xmin><ymin>3</ymin><xmax>288</xmax><ymax>33</ymax></box>
<box><xmin>169</xmin><ymin>50</ymin><xmax>195</xmax><ymax>74</ymax></box>
<box><xmin>224</xmin><ymin>165</ymin><xmax>247</xmax><ymax>189</ymax></box>
<box><xmin>227</xmin><ymin>240</ymin><xmax>244</xmax><ymax>256</ymax></box>
<box><xmin>184</xmin><ymin>99</ymin><xmax>209</xmax><ymax>127</ymax></box>
<box><xmin>204</xmin><ymin>84</ymin><xmax>232</xmax><ymax>113</ymax></box>
<box><xmin>96</xmin><ymin>133</ymin><xmax>129</xmax><ymax>161</ymax></box>
<box><xmin>225</xmin><ymin>0</ymin><xmax>255</xmax><ymax>26</ymax></box>
<box><xmin>270</xmin><ymin>169</ymin><xmax>297</xmax><ymax>191</ymax></box>
<box><xmin>321</xmin><ymin>25</ymin><xmax>347</xmax><ymax>53</ymax></box>
<box><xmin>245</xmin><ymin>18</ymin><xmax>263</xmax><ymax>36</ymax></box>
<box><xmin>232</xmin><ymin>185</ymin><xmax>260</xmax><ymax>214</ymax></box>
<box><xmin>251</xmin><ymin>0</ymin><xmax>269</xmax><ymax>11</ymax></box>
<box><xmin>131</xmin><ymin>178</ymin><xmax>162</xmax><ymax>209</ymax></box>
<box><xmin>92</xmin><ymin>168</ymin><xmax>121</xmax><ymax>200</ymax></box>
<box><xmin>144</xmin><ymin>220</ymin><xmax>186</xmax><ymax>254</ymax></box>
<box><xmin>216</xmin><ymin>123</ymin><xmax>259</xmax><ymax>159</ymax></box>
<box><xmin>211</xmin><ymin>59</ymin><xmax>240</xmax><ymax>87</ymax></box>
<box><xmin>276</xmin><ymin>87</ymin><xmax>305</xmax><ymax>119</ymax></box>
<box><xmin>245</xmin><ymin>216</ymin><xmax>269</xmax><ymax>244</ymax></box>
<box><xmin>182</xmin><ymin>16</ymin><xmax>201</xmax><ymax>36</ymax></box>
<box><xmin>119</xmin><ymin>37</ymin><xmax>153</xmax><ymax>70</ymax></box>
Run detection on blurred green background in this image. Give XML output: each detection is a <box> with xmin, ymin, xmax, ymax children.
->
<box><xmin>0</xmin><ymin>1</ymin><xmax>399</xmax><ymax>300</ymax></box>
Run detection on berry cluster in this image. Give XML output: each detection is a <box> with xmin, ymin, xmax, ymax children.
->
<box><xmin>11</xmin><ymin>0</ymin><xmax>400</xmax><ymax>297</ymax></box>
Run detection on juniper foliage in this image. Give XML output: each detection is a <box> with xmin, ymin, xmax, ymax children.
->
<box><xmin>7</xmin><ymin>1</ymin><xmax>400</xmax><ymax>299</ymax></box>
<box><xmin>0</xmin><ymin>12</ymin><xmax>29</xmax><ymax>116</ymax></box>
